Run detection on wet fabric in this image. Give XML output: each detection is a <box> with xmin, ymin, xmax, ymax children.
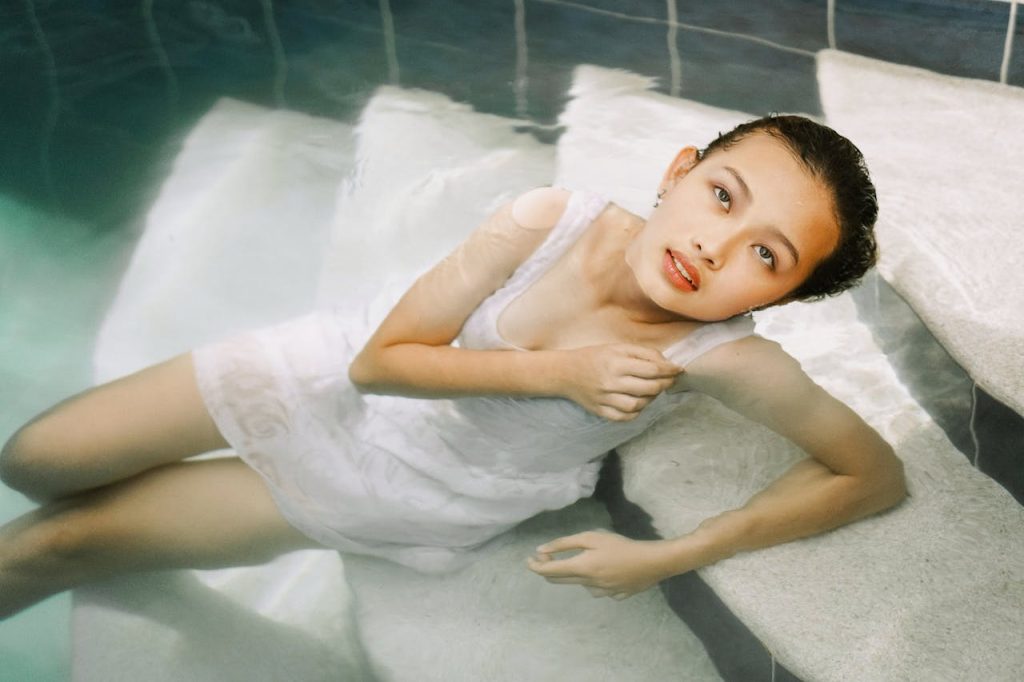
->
<box><xmin>192</xmin><ymin>189</ymin><xmax>754</xmax><ymax>573</ymax></box>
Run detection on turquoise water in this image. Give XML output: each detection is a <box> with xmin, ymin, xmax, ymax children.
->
<box><xmin>0</xmin><ymin>195</ymin><xmax>139</xmax><ymax>681</ymax></box>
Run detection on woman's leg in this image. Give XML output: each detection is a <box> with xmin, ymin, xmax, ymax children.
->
<box><xmin>0</xmin><ymin>456</ymin><xmax>322</xmax><ymax>619</ymax></box>
<box><xmin>0</xmin><ymin>349</ymin><xmax>323</xmax><ymax>618</ymax></box>
<box><xmin>0</xmin><ymin>351</ymin><xmax>229</xmax><ymax>501</ymax></box>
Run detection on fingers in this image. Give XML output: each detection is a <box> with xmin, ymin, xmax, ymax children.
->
<box><xmin>526</xmin><ymin>554</ymin><xmax>584</xmax><ymax>580</ymax></box>
<box><xmin>620</xmin><ymin>346</ymin><xmax>683</xmax><ymax>378</ymax></box>
<box><xmin>528</xmin><ymin>552</ymin><xmax>634</xmax><ymax>601</ymax></box>
<box><xmin>528</xmin><ymin>557</ymin><xmax>606</xmax><ymax>585</ymax></box>
<box><xmin>596</xmin><ymin>392</ymin><xmax>656</xmax><ymax>421</ymax></box>
<box><xmin>585</xmin><ymin>587</ymin><xmax>630</xmax><ymax>600</ymax></box>
<box><xmin>596</xmin><ymin>404</ymin><xmax>641</xmax><ymax>422</ymax></box>
<box><xmin>610</xmin><ymin>351</ymin><xmax>681</xmax><ymax>399</ymax></box>
<box><xmin>608</xmin><ymin>391</ymin><xmax>643</xmax><ymax>410</ymax></box>
<box><xmin>595</xmin><ymin>344</ymin><xmax>680</xmax><ymax>379</ymax></box>
<box><xmin>535</xmin><ymin>533</ymin><xmax>592</xmax><ymax>555</ymax></box>
<box><xmin>528</xmin><ymin>534</ymin><xmax>594</xmax><ymax>578</ymax></box>
<box><xmin>616</xmin><ymin>375</ymin><xmax>677</xmax><ymax>397</ymax></box>
<box><xmin>573</xmin><ymin>344</ymin><xmax>683</xmax><ymax>422</ymax></box>
<box><xmin>544</xmin><ymin>575</ymin><xmax>590</xmax><ymax>585</ymax></box>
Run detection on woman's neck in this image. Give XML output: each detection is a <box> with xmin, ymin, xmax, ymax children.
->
<box><xmin>583</xmin><ymin>206</ymin><xmax>685</xmax><ymax>328</ymax></box>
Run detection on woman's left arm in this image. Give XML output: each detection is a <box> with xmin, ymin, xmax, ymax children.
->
<box><xmin>528</xmin><ymin>335</ymin><xmax>908</xmax><ymax>597</ymax></box>
<box><xmin>668</xmin><ymin>334</ymin><xmax>908</xmax><ymax>558</ymax></box>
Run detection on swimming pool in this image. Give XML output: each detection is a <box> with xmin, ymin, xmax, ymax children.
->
<box><xmin>2</xmin><ymin>1</ymin><xmax>1022</xmax><ymax>680</ymax></box>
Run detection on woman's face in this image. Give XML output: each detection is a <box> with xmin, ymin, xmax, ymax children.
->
<box><xmin>626</xmin><ymin>132</ymin><xmax>840</xmax><ymax>322</ymax></box>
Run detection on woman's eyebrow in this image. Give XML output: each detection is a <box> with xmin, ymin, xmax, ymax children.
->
<box><xmin>723</xmin><ymin>166</ymin><xmax>800</xmax><ymax>265</ymax></box>
<box><xmin>724</xmin><ymin>166</ymin><xmax>752</xmax><ymax>203</ymax></box>
<box><xmin>767</xmin><ymin>226</ymin><xmax>800</xmax><ymax>265</ymax></box>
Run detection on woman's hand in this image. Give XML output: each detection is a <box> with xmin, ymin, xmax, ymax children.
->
<box><xmin>525</xmin><ymin>529</ymin><xmax>676</xmax><ymax>600</ymax></box>
<box><xmin>559</xmin><ymin>344</ymin><xmax>682</xmax><ymax>421</ymax></box>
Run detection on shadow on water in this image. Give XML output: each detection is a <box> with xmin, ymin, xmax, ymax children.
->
<box><xmin>76</xmin><ymin>570</ymin><xmax>376</xmax><ymax>681</ymax></box>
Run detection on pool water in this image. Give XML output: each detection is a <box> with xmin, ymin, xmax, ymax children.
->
<box><xmin>2</xmin><ymin>1</ymin><xmax>1022</xmax><ymax>680</ymax></box>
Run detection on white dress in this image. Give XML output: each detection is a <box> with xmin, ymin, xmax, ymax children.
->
<box><xmin>191</xmin><ymin>190</ymin><xmax>754</xmax><ymax>573</ymax></box>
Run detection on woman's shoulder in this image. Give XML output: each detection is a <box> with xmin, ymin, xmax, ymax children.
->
<box><xmin>510</xmin><ymin>187</ymin><xmax>639</xmax><ymax>232</ymax></box>
<box><xmin>676</xmin><ymin>332</ymin><xmax>810</xmax><ymax>404</ymax></box>
<box><xmin>510</xmin><ymin>187</ymin><xmax>573</xmax><ymax>231</ymax></box>
<box><xmin>662</xmin><ymin>315</ymin><xmax>758</xmax><ymax>369</ymax></box>
<box><xmin>687</xmin><ymin>331</ymin><xmax>784</xmax><ymax>372</ymax></box>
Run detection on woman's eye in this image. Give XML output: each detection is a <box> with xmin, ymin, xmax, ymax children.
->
<box><xmin>755</xmin><ymin>245</ymin><xmax>776</xmax><ymax>269</ymax></box>
<box><xmin>714</xmin><ymin>186</ymin><xmax>731</xmax><ymax>209</ymax></box>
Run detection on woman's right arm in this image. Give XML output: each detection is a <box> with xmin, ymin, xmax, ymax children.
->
<box><xmin>347</xmin><ymin>187</ymin><xmax>573</xmax><ymax>399</ymax></box>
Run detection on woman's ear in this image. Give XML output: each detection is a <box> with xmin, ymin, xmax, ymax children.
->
<box><xmin>660</xmin><ymin>146</ymin><xmax>701</xmax><ymax>191</ymax></box>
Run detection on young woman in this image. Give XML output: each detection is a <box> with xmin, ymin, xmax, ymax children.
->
<box><xmin>0</xmin><ymin>115</ymin><xmax>906</xmax><ymax>616</ymax></box>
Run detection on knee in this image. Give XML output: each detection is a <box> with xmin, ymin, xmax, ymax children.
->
<box><xmin>9</xmin><ymin>503</ymin><xmax>108</xmax><ymax>575</ymax></box>
<box><xmin>0</xmin><ymin>426</ymin><xmax>31</xmax><ymax>490</ymax></box>
<box><xmin>1</xmin><ymin>423</ymin><xmax>58</xmax><ymax>500</ymax></box>
<box><xmin>0</xmin><ymin>501</ymin><xmax>109</xmax><ymax>620</ymax></box>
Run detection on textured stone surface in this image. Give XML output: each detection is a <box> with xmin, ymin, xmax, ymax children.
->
<box><xmin>621</xmin><ymin>294</ymin><xmax>1024</xmax><ymax>682</ymax></box>
<box><xmin>555</xmin><ymin>64</ymin><xmax>1024</xmax><ymax>682</ymax></box>
<box><xmin>818</xmin><ymin>49</ymin><xmax>1024</xmax><ymax>417</ymax></box>
<box><xmin>74</xmin><ymin>63</ymin><xmax>1024</xmax><ymax>682</ymax></box>
<box><xmin>344</xmin><ymin>500</ymin><xmax>721</xmax><ymax>682</ymax></box>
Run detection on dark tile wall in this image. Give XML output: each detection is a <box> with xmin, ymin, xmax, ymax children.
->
<box><xmin>5</xmin><ymin>1</ymin><xmax>1020</xmax><ymax>220</ymax></box>
<box><xmin>975</xmin><ymin>389</ymin><xmax>1024</xmax><ymax>504</ymax></box>
<box><xmin>388</xmin><ymin>1</ymin><xmax>523</xmax><ymax>118</ymax></box>
<box><xmin>671</xmin><ymin>25</ymin><xmax>820</xmax><ymax>115</ymax></box>
<box><xmin>676</xmin><ymin>0</ymin><xmax>830</xmax><ymax>53</ymax></box>
<box><xmin>835</xmin><ymin>0</ymin><xmax>1013</xmax><ymax>79</ymax></box>
<box><xmin>522</xmin><ymin>0</ymin><xmax>824</xmax><ymax>119</ymax></box>
<box><xmin>520</xmin><ymin>1</ymin><xmax>679</xmax><ymax>123</ymax></box>
<box><xmin>572</xmin><ymin>0</ymin><xmax>667</xmax><ymax>21</ymax></box>
<box><xmin>1010</xmin><ymin>1</ymin><xmax>1024</xmax><ymax>86</ymax></box>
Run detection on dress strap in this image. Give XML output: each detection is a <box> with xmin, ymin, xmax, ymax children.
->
<box><xmin>486</xmin><ymin>189</ymin><xmax>609</xmax><ymax>349</ymax></box>
<box><xmin>662</xmin><ymin>315</ymin><xmax>756</xmax><ymax>368</ymax></box>
<box><xmin>458</xmin><ymin>189</ymin><xmax>611</xmax><ymax>352</ymax></box>
<box><xmin>537</xmin><ymin>189</ymin><xmax>609</xmax><ymax>255</ymax></box>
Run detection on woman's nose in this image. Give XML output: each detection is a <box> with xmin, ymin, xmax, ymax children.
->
<box><xmin>691</xmin><ymin>222</ymin><xmax>743</xmax><ymax>269</ymax></box>
<box><xmin>692</xmin><ymin>235</ymin><xmax>724</xmax><ymax>269</ymax></box>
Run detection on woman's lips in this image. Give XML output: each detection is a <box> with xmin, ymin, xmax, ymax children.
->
<box><xmin>664</xmin><ymin>249</ymin><xmax>700</xmax><ymax>291</ymax></box>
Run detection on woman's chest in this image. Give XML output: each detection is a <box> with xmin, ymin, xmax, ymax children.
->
<box><xmin>493</xmin><ymin>255</ymin><xmax>695</xmax><ymax>353</ymax></box>
<box><xmin>496</xmin><ymin>274</ymin><xmax>623</xmax><ymax>351</ymax></box>
<box><xmin>481</xmin><ymin>200</ymin><xmax>695</xmax><ymax>353</ymax></box>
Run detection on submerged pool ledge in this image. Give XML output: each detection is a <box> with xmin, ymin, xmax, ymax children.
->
<box><xmin>71</xmin><ymin>61</ymin><xmax>1024</xmax><ymax>681</ymax></box>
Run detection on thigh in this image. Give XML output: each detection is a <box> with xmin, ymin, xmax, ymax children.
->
<box><xmin>1</xmin><ymin>457</ymin><xmax>324</xmax><ymax>619</ymax></box>
<box><xmin>72</xmin><ymin>457</ymin><xmax>323</xmax><ymax>573</ymax></box>
<box><xmin>5</xmin><ymin>351</ymin><xmax>230</xmax><ymax>497</ymax></box>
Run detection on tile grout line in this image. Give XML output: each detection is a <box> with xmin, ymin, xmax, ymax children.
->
<box><xmin>666</xmin><ymin>0</ymin><xmax>681</xmax><ymax>96</ymax></box>
<box><xmin>514</xmin><ymin>0</ymin><xmax>530</xmax><ymax>119</ymax></box>
<box><xmin>261</xmin><ymin>0</ymin><xmax>288</xmax><ymax>108</ymax></box>
<box><xmin>379</xmin><ymin>0</ymin><xmax>400</xmax><ymax>85</ymax></box>
<box><xmin>141</xmin><ymin>0</ymin><xmax>180</xmax><ymax>109</ymax></box>
<box><xmin>827</xmin><ymin>0</ymin><xmax>836</xmax><ymax>50</ymax></box>
<box><xmin>1000</xmin><ymin>0</ymin><xmax>1018</xmax><ymax>83</ymax></box>
<box><xmin>23</xmin><ymin>0</ymin><xmax>60</xmax><ymax>209</ymax></box>
<box><xmin>970</xmin><ymin>382</ymin><xmax>982</xmax><ymax>468</ymax></box>
<box><xmin>529</xmin><ymin>0</ymin><xmax>816</xmax><ymax>58</ymax></box>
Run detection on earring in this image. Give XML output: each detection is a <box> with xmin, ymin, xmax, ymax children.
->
<box><xmin>653</xmin><ymin>189</ymin><xmax>666</xmax><ymax>208</ymax></box>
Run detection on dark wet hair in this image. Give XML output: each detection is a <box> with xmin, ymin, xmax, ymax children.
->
<box><xmin>700</xmin><ymin>114</ymin><xmax>879</xmax><ymax>301</ymax></box>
